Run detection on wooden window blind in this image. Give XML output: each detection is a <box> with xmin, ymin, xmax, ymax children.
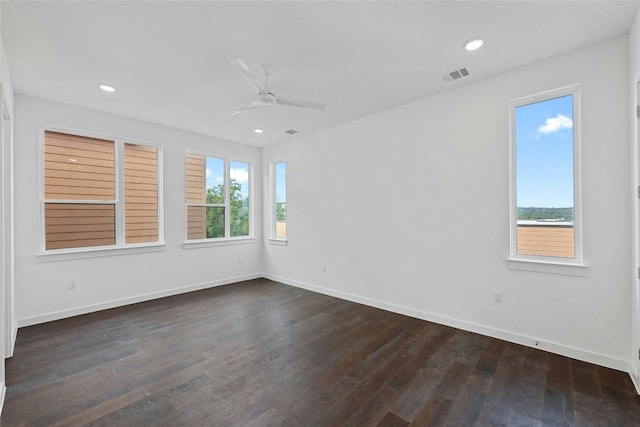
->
<box><xmin>186</xmin><ymin>153</ymin><xmax>206</xmax><ymax>239</ymax></box>
<box><xmin>45</xmin><ymin>204</ymin><xmax>116</xmax><ymax>250</ymax></box>
<box><xmin>124</xmin><ymin>143</ymin><xmax>158</xmax><ymax>244</ymax></box>
<box><xmin>44</xmin><ymin>131</ymin><xmax>116</xmax><ymax>250</ymax></box>
<box><xmin>42</xmin><ymin>130</ymin><xmax>161</xmax><ymax>251</ymax></box>
<box><xmin>516</xmin><ymin>225</ymin><xmax>574</xmax><ymax>258</ymax></box>
<box><xmin>44</xmin><ymin>131</ymin><xmax>115</xmax><ymax>200</ymax></box>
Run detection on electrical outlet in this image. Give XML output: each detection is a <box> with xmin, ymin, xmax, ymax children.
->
<box><xmin>68</xmin><ymin>280</ymin><xmax>77</xmax><ymax>290</ymax></box>
<box><xmin>322</xmin><ymin>264</ymin><xmax>327</xmax><ymax>273</ymax></box>
<box><xmin>493</xmin><ymin>292</ymin><xmax>503</xmax><ymax>303</ymax></box>
<box><xmin>237</xmin><ymin>257</ymin><xmax>243</xmax><ymax>264</ymax></box>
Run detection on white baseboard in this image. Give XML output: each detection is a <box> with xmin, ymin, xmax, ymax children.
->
<box><xmin>263</xmin><ymin>273</ymin><xmax>630</xmax><ymax>374</ymax></box>
<box><xmin>0</xmin><ymin>382</ymin><xmax>5</xmax><ymax>417</ymax></box>
<box><xmin>17</xmin><ymin>273</ymin><xmax>262</xmax><ymax>328</ymax></box>
<box><xmin>631</xmin><ymin>372</ymin><xmax>640</xmax><ymax>394</ymax></box>
<box><xmin>12</xmin><ymin>272</ymin><xmax>636</xmax><ymax>392</ymax></box>
<box><xmin>7</xmin><ymin>323</ymin><xmax>17</xmax><ymax>358</ymax></box>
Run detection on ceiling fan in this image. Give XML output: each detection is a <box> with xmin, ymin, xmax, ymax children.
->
<box><xmin>229</xmin><ymin>59</ymin><xmax>326</xmax><ymax>117</ymax></box>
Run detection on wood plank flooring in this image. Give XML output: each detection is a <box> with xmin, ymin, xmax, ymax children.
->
<box><xmin>1</xmin><ymin>278</ymin><xmax>638</xmax><ymax>426</ymax></box>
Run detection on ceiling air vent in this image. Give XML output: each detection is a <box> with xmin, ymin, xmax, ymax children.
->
<box><xmin>284</xmin><ymin>129</ymin><xmax>299</xmax><ymax>135</ymax></box>
<box><xmin>442</xmin><ymin>67</ymin><xmax>470</xmax><ymax>82</ymax></box>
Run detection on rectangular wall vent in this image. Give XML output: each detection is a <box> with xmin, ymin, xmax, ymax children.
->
<box><xmin>443</xmin><ymin>67</ymin><xmax>470</xmax><ymax>82</ymax></box>
<box><xmin>284</xmin><ymin>129</ymin><xmax>299</xmax><ymax>135</ymax></box>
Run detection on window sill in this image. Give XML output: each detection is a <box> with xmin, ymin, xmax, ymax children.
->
<box><xmin>506</xmin><ymin>257</ymin><xmax>589</xmax><ymax>277</ymax></box>
<box><xmin>183</xmin><ymin>237</ymin><xmax>256</xmax><ymax>249</ymax></box>
<box><xmin>267</xmin><ymin>238</ymin><xmax>288</xmax><ymax>246</ymax></box>
<box><xmin>37</xmin><ymin>243</ymin><xmax>166</xmax><ymax>262</ymax></box>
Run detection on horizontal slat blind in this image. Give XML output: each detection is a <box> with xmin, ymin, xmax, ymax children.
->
<box><xmin>45</xmin><ymin>204</ymin><xmax>115</xmax><ymax>250</ymax></box>
<box><xmin>186</xmin><ymin>153</ymin><xmax>206</xmax><ymax>239</ymax></box>
<box><xmin>44</xmin><ymin>131</ymin><xmax>115</xmax><ymax>200</ymax></box>
<box><xmin>276</xmin><ymin>222</ymin><xmax>287</xmax><ymax>239</ymax></box>
<box><xmin>187</xmin><ymin>206</ymin><xmax>206</xmax><ymax>240</ymax></box>
<box><xmin>517</xmin><ymin>225</ymin><xmax>574</xmax><ymax>258</ymax></box>
<box><xmin>125</xmin><ymin>143</ymin><xmax>158</xmax><ymax>244</ymax></box>
<box><xmin>44</xmin><ymin>131</ymin><xmax>117</xmax><ymax>250</ymax></box>
<box><xmin>186</xmin><ymin>153</ymin><xmax>205</xmax><ymax>203</ymax></box>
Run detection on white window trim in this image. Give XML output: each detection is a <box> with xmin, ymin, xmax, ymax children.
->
<box><xmin>507</xmin><ymin>84</ymin><xmax>586</xmax><ymax>273</ymax></box>
<box><xmin>269</xmin><ymin>160</ymin><xmax>287</xmax><ymax>244</ymax></box>
<box><xmin>39</xmin><ymin>125</ymin><xmax>164</xmax><ymax>256</ymax></box>
<box><xmin>183</xmin><ymin>236</ymin><xmax>256</xmax><ymax>249</ymax></box>
<box><xmin>184</xmin><ymin>149</ymin><xmax>254</xmax><ymax>243</ymax></box>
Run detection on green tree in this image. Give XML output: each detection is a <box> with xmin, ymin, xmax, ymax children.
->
<box><xmin>205</xmin><ymin>185</ymin><xmax>224</xmax><ymax>238</ymax></box>
<box><xmin>205</xmin><ymin>179</ymin><xmax>249</xmax><ymax>238</ymax></box>
<box><xmin>276</xmin><ymin>202</ymin><xmax>286</xmax><ymax>222</ymax></box>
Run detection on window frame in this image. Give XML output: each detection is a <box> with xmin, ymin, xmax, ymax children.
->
<box><xmin>39</xmin><ymin>125</ymin><xmax>164</xmax><ymax>255</ymax></box>
<box><xmin>507</xmin><ymin>84</ymin><xmax>585</xmax><ymax>271</ymax></box>
<box><xmin>269</xmin><ymin>160</ymin><xmax>287</xmax><ymax>244</ymax></box>
<box><xmin>184</xmin><ymin>149</ymin><xmax>254</xmax><ymax>245</ymax></box>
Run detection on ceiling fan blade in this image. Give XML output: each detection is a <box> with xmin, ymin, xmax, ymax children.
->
<box><xmin>230</xmin><ymin>59</ymin><xmax>265</xmax><ymax>94</ymax></box>
<box><xmin>229</xmin><ymin>102</ymin><xmax>260</xmax><ymax>117</ymax></box>
<box><xmin>277</xmin><ymin>95</ymin><xmax>326</xmax><ymax>110</ymax></box>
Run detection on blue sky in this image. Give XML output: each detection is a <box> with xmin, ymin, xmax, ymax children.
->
<box><xmin>515</xmin><ymin>94</ymin><xmax>574</xmax><ymax>208</ymax></box>
<box><xmin>205</xmin><ymin>157</ymin><xmax>250</xmax><ymax>199</ymax></box>
<box><xmin>275</xmin><ymin>162</ymin><xmax>286</xmax><ymax>203</ymax></box>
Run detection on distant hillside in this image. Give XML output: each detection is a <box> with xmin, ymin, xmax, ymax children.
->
<box><xmin>517</xmin><ymin>207</ymin><xmax>573</xmax><ymax>221</ymax></box>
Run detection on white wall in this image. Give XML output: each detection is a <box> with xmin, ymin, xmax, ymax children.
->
<box><xmin>13</xmin><ymin>95</ymin><xmax>263</xmax><ymax>326</ymax></box>
<box><xmin>263</xmin><ymin>36</ymin><xmax>632</xmax><ymax>371</ymax></box>
<box><xmin>2</xmin><ymin>39</ymin><xmax>16</xmax><ymax>358</ymax></box>
<box><xmin>0</xmin><ymin>0</ymin><xmax>15</xmax><ymax>411</ymax></box>
<box><xmin>630</xmin><ymin>8</ymin><xmax>640</xmax><ymax>391</ymax></box>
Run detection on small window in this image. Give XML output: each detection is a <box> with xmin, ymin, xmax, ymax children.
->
<box><xmin>42</xmin><ymin>129</ymin><xmax>161</xmax><ymax>252</ymax></box>
<box><xmin>272</xmin><ymin>161</ymin><xmax>287</xmax><ymax>239</ymax></box>
<box><xmin>185</xmin><ymin>152</ymin><xmax>252</xmax><ymax>241</ymax></box>
<box><xmin>230</xmin><ymin>160</ymin><xmax>250</xmax><ymax>237</ymax></box>
<box><xmin>509</xmin><ymin>85</ymin><xmax>582</xmax><ymax>263</ymax></box>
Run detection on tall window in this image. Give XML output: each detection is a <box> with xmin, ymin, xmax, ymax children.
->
<box><xmin>42</xmin><ymin>129</ymin><xmax>161</xmax><ymax>251</ymax></box>
<box><xmin>185</xmin><ymin>152</ymin><xmax>251</xmax><ymax>240</ymax></box>
<box><xmin>272</xmin><ymin>161</ymin><xmax>287</xmax><ymax>239</ymax></box>
<box><xmin>509</xmin><ymin>85</ymin><xmax>582</xmax><ymax>262</ymax></box>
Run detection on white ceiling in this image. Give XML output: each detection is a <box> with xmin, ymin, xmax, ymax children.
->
<box><xmin>2</xmin><ymin>1</ymin><xmax>639</xmax><ymax>147</ymax></box>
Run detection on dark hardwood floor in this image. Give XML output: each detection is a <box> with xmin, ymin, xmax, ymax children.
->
<box><xmin>1</xmin><ymin>278</ymin><xmax>638</xmax><ymax>426</ymax></box>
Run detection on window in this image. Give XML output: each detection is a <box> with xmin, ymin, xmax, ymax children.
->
<box><xmin>509</xmin><ymin>85</ymin><xmax>582</xmax><ymax>264</ymax></box>
<box><xmin>185</xmin><ymin>152</ymin><xmax>252</xmax><ymax>241</ymax></box>
<box><xmin>272</xmin><ymin>161</ymin><xmax>287</xmax><ymax>239</ymax></box>
<box><xmin>42</xmin><ymin>129</ymin><xmax>162</xmax><ymax>252</ymax></box>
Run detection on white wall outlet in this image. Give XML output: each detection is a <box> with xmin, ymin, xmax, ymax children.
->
<box><xmin>68</xmin><ymin>280</ymin><xmax>77</xmax><ymax>290</ymax></box>
<box><xmin>237</xmin><ymin>257</ymin><xmax>243</xmax><ymax>264</ymax></box>
<box><xmin>322</xmin><ymin>264</ymin><xmax>327</xmax><ymax>273</ymax></box>
<box><xmin>493</xmin><ymin>292</ymin><xmax>503</xmax><ymax>303</ymax></box>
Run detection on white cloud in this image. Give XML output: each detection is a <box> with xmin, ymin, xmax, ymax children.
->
<box><xmin>538</xmin><ymin>114</ymin><xmax>573</xmax><ymax>134</ymax></box>
<box><xmin>206</xmin><ymin>168</ymin><xmax>212</xmax><ymax>177</ymax></box>
<box><xmin>230</xmin><ymin>168</ymin><xmax>249</xmax><ymax>183</ymax></box>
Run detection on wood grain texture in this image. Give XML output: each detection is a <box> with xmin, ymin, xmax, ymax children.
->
<box><xmin>185</xmin><ymin>153</ymin><xmax>206</xmax><ymax>239</ymax></box>
<box><xmin>44</xmin><ymin>203</ymin><xmax>116</xmax><ymax>249</ymax></box>
<box><xmin>124</xmin><ymin>143</ymin><xmax>158</xmax><ymax>244</ymax></box>
<box><xmin>2</xmin><ymin>278</ymin><xmax>638</xmax><ymax>426</ymax></box>
<box><xmin>517</xmin><ymin>225</ymin><xmax>575</xmax><ymax>258</ymax></box>
<box><xmin>44</xmin><ymin>131</ymin><xmax>115</xmax><ymax>201</ymax></box>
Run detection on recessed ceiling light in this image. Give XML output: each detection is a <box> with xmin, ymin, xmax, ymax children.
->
<box><xmin>463</xmin><ymin>37</ymin><xmax>485</xmax><ymax>52</ymax></box>
<box><xmin>99</xmin><ymin>83</ymin><xmax>117</xmax><ymax>93</ymax></box>
<box><xmin>254</xmin><ymin>128</ymin><xmax>264</xmax><ymax>134</ymax></box>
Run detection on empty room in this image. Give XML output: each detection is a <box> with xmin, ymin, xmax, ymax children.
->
<box><xmin>1</xmin><ymin>0</ymin><xmax>640</xmax><ymax>425</ymax></box>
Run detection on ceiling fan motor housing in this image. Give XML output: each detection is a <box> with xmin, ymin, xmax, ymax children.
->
<box><xmin>259</xmin><ymin>91</ymin><xmax>277</xmax><ymax>105</ymax></box>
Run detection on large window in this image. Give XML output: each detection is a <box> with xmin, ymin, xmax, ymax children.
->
<box><xmin>509</xmin><ymin>85</ymin><xmax>582</xmax><ymax>263</ymax></box>
<box><xmin>185</xmin><ymin>152</ymin><xmax>251</xmax><ymax>241</ymax></box>
<box><xmin>42</xmin><ymin>129</ymin><xmax>161</xmax><ymax>252</ymax></box>
<box><xmin>272</xmin><ymin>161</ymin><xmax>287</xmax><ymax>239</ymax></box>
